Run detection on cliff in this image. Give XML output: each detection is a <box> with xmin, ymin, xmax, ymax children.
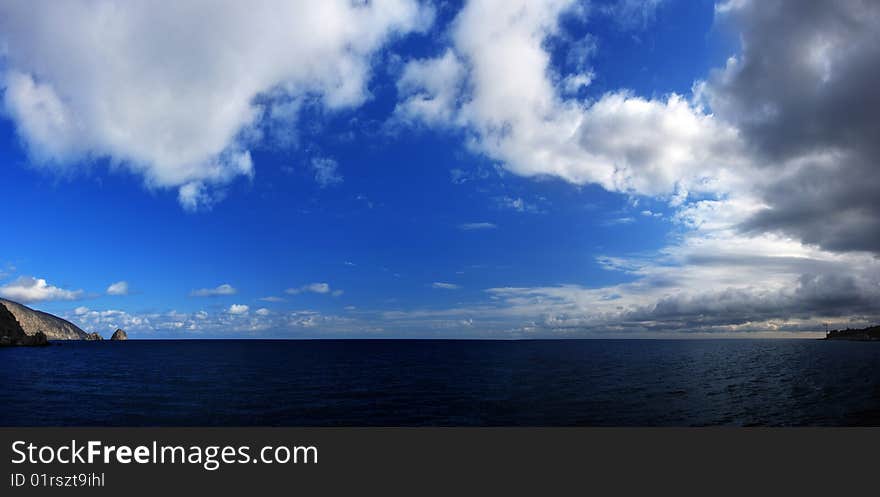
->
<box><xmin>0</xmin><ymin>303</ymin><xmax>48</xmax><ymax>346</ymax></box>
<box><xmin>111</xmin><ymin>328</ymin><xmax>128</xmax><ymax>340</ymax></box>
<box><xmin>0</xmin><ymin>298</ymin><xmax>89</xmax><ymax>340</ymax></box>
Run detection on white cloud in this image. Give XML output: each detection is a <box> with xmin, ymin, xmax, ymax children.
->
<box><xmin>459</xmin><ymin>222</ymin><xmax>497</xmax><ymax>230</ymax></box>
<box><xmin>259</xmin><ymin>296</ymin><xmax>285</xmax><ymax>303</ymax></box>
<box><xmin>0</xmin><ymin>276</ymin><xmax>83</xmax><ymax>303</ymax></box>
<box><xmin>432</xmin><ymin>282</ymin><xmax>460</xmax><ymax>290</ymax></box>
<box><xmin>493</xmin><ymin>196</ymin><xmax>541</xmax><ymax>213</ymax></box>
<box><xmin>0</xmin><ymin>0</ymin><xmax>431</xmax><ymax>209</ymax></box>
<box><xmin>599</xmin><ymin>0</ymin><xmax>666</xmax><ymax>31</ymax></box>
<box><xmin>106</xmin><ymin>281</ymin><xmax>129</xmax><ymax>296</ymax></box>
<box><xmin>396</xmin><ymin>0</ymin><xmax>747</xmax><ymax>204</ymax></box>
<box><xmin>395</xmin><ymin>48</ymin><xmax>466</xmax><ymax>125</ymax></box>
<box><xmin>67</xmin><ymin>307</ymin><xmax>150</xmax><ymax>332</ymax></box>
<box><xmin>310</xmin><ymin>157</ymin><xmax>343</xmax><ymax>187</ymax></box>
<box><xmin>560</xmin><ymin>72</ymin><xmax>594</xmax><ymax>94</ymax></box>
<box><xmin>190</xmin><ymin>283</ymin><xmax>237</xmax><ymax>297</ymax></box>
<box><xmin>286</xmin><ymin>282</ymin><xmax>339</xmax><ymax>295</ymax></box>
<box><xmin>65</xmin><ymin>306</ymin><xmax>357</xmax><ymax>336</ymax></box>
<box><xmin>228</xmin><ymin>304</ymin><xmax>249</xmax><ymax>315</ymax></box>
<box><xmin>602</xmin><ymin>216</ymin><xmax>635</xmax><ymax>226</ymax></box>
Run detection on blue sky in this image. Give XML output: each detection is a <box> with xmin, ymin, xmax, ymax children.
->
<box><xmin>1</xmin><ymin>1</ymin><xmax>878</xmax><ymax>338</ymax></box>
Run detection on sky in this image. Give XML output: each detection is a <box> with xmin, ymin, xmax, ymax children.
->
<box><xmin>1</xmin><ymin>0</ymin><xmax>878</xmax><ymax>339</ymax></box>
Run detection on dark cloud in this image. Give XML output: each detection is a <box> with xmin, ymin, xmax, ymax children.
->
<box><xmin>704</xmin><ymin>0</ymin><xmax>880</xmax><ymax>253</ymax></box>
<box><xmin>740</xmin><ymin>155</ymin><xmax>880</xmax><ymax>252</ymax></box>
<box><xmin>615</xmin><ymin>272</ymin><xmax>880</xmax><ymax>333</ymax></box>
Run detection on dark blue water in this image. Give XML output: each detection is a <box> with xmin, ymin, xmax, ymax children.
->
<box><xmin>3</xmin><ymin>339</ymin><xmax>880</xmax><ymax>426</ymax></box>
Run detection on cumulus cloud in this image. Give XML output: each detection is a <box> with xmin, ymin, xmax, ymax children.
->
<box><xmin>227</xmin><ymin>304</ymin><xmax>249</xmax><ymax>315</ymax></box>
<box><xmin>106</xmin><ymin>281</ymin><xmax>129</xmax><ymax>296</ymax></box>
<box><xmin>394</xmin><ymin>49</ymin><xmax>466</xmax><ymax>125</ymax></box>
<box><xmin>0</xmin><ymin>0</ymin><xmax>431</xmax><ymax>209</ymax></box>
<box><xmin>0</xmin><ymin>276</ymin><xmax>83</xmax><ymax>303</ymax></box>
<box><xmin>395</xmin><ymin>0</ymin><xmax>746</xmax><ymax>202</ymax></box>
<box><xmin>190</xmin><ymin>283</ymin><xmax>237</xmax><ymax>297</ymax></box>
<box><xmin>67</xmin><ymin>307</ymin><xmax>150</xmax><ymax>333</ymax></box>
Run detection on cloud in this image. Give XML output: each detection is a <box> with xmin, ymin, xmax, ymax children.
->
<box><xmin>65</xmin><ymin>306</ymin><xmax>356</xmax><ymax>337</ymax></box>
<box><xmin>66</xmin><ymin>307</ymin><xmax>150</xmax><ymax>332</ymax></box>
<box><xmin>286</xmin><ymin>282</ymin><xmax>342</xmax><ymax>296</ymax></box>
<box><xmin>602</xmin><ymin>216</ymin><xmax>635</xmax><ymax>226</ymax></box>
<box><xmin>381</xmin><ymin>0</ymin><xmax>880</xmax><ymax>335</ymax></box>
<box><xmin>0</xmin><ymin>263</ymin><xmax>15</xmax><ymax>280</ymax></box>
<box><xmin>395</xmin><ymin>0</ymin><xmax>745</xmax><ymax>202</ymax></box>
<box><xmin>0</xmin><ymin>0</ymin><xmax>431</xmax><ymax>209</ymax></box>
<box><xmin>106</xmin><ymin>281</ymin><xmax>129</xmax><ymax>296</ymax></box>
<box><xmin>458</xmin><ymin>222</ymin><xmax>497</xmax><ymax>230</ymax></box>
<box><xmin>190</xmin><ymin>284</ymin><xmax>237</xmax><ymax>297</ymax></box>
<box><xmin>310</xmin><ymin>157</ymin><xmax>343</xmax><ymax>187</ymax></box>
<box><xmin>432</xmin><ymin>282</ymin><xmax>460</xmax><ymax>290</ymax></box>
<box><xmin>227</xmin><ymin>304</ymin><xmax>249</xmax><ymax>315</ymax></box>
<box><xmin>698</xmin><ymin>0</ymin><xmax>880</xmax><ymax>254</ymax></box>
<box><xmin>394</xmin><ymin>48</ymin><xmax>466</xmax><ymax>125</ymax></box>
<box><xmin>493</xmin><ymin>196</ymin><xmax>542</xmax><ymax>213</ymax></box>
<box><xmin>598</xmin><ymin>0</ymin><xmax>666</xmax><ymax>31</ymax></box>
<box><xmin>259</xmin><ymin>296</ymin><xmax>285</xmax><ymax>303</ymax></box>
<box><xmin>0</xmin><ymin>276</ymin><xmax>83</xmax><ymax>303</ymax></box>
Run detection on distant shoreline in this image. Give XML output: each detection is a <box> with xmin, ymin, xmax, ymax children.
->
<box><xmin>824</xmin><ymin>325</ymin><xmax>880</xmax><ymax>342</ymax></box>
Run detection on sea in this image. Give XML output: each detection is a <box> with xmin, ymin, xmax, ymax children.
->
<box><xmin>3</xmin><ymin>339</ymin><xmax>880</xmax><ymax>426</ymax></box>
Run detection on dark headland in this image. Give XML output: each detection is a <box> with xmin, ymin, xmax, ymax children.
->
<box><xmin>824</xmin><ymin>325</ymin><xmax>880</xmax><ymax>341</ymax></box>
<box><xmin>0</xmin><ymin>298</ymin><xmax>126</xmax><ymax>346</ymax></box>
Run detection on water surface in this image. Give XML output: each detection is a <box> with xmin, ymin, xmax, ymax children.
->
<box><xmin>3</xmin><ymin>339</ymin><xmax>879</xmax><ymax>426</ymax></box>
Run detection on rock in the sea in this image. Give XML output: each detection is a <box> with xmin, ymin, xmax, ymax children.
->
<box><xmin>0</xmin><ymin>298</ymin><xmax>89</xmax><ymax>340</ymax></box>
<box><xmin>85</xmin><ymin>332</ymin><xmax>104</xmax><ymax>341</ymax></box>
<box><xmin>111</xmin><ymin>328</ymin><xmax>128</xmax><ymax>341</ymax></box>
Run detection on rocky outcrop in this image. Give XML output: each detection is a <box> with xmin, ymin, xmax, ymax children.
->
<box><xmin>0</xmin><ymin>298</ymin><xmax>89</xmax><ymax>340</ymax></box>
<box><xmin>16</xmin><ymin>331</ymin><xmax>49</xmax><ymax>346</ymax></box>
<box><xmin>85</xmin><ymin>332</ymin><xmax>104</xmax><ymax>341</ymax></box>
<box><xmin>0</xmin><ymin>303</ymin><xmax>48</xmax><ymax>346</ymax></box>
<box><xmin>825</xmin><ymin>325</ymin><xmax>880</xmax><ymax>341</ymax></box>
<box><xmin>111</xmin><ymin>328</ymin><xmax>128</xmax><ymax>341</ymax></box>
